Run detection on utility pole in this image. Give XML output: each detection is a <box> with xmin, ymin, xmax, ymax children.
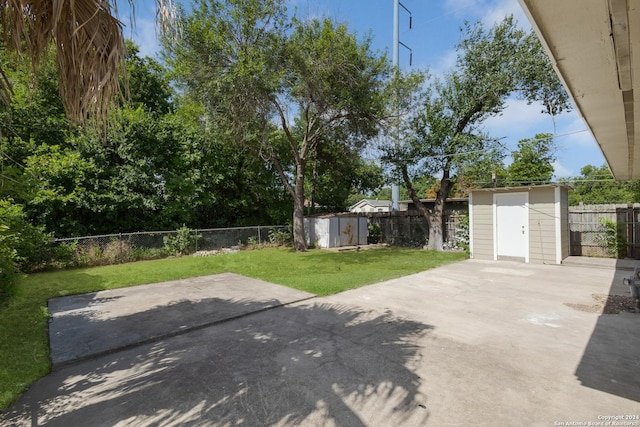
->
<box><xmin>391</xmin><ymin>0</ymin><xmax>412</xmax><ymax>212</ymax></box>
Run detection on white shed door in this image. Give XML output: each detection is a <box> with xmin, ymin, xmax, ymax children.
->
<box><xmin>495</xmin><ymin>193</ymin><xmax>527</xmax><ymax>259</ymax></box>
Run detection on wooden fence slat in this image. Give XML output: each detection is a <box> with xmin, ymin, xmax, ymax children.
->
<box><xmin>569</xmin><ymin>204</ymin><xmax>640</xmax><ymax>258</ymax></box>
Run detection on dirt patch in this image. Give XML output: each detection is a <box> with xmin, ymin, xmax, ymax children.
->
<box><xmin>564</xmin><ymin>293</ymin><xmax>639</xmax><ymax>314</ymax></box>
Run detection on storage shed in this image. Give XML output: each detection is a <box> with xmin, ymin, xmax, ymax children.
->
<box><xmin>304</xmin><ymin>214</ymin><xmax>368</xmax><ymax>249</ymax></box>
<box><xmin>469</xmin><ymin>185</ymin><xmax>570</xmax><ymax>264</ymax></box>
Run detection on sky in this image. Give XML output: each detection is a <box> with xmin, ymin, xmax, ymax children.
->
<box><xmin>123</xmin><ymin>0</ymin><xmax>607</xmax><ymax>178</ymax></box>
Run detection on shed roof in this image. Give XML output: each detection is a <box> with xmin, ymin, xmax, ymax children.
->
<box><xmin>468</xmin><ymin>184</ymin><xmax>571</xmax><ymax>193</ymax></box>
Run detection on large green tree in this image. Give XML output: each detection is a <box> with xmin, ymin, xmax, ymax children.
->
<box><xmin>565</xmin><ymin>164</ymin><xmax>640</xmax><ymax>205</ymax></box>
<box><xmin>381</xmin><ymin>17</ymin><xmax>570</xmax><ymax>250</ymax></box>
<box><xmin>167</xmin><ymin>0</ymin><xmax>388</xmax><ymax>251</ymax></box>
<box><xmin>307</xmin><ymin>141</ymin><xmax>385</xmax><ymax>213</ymax></box>
<box><xmin>506</xmin><ymin>133</ymin><xmax>555</xmax><ymax>186</ymax></box>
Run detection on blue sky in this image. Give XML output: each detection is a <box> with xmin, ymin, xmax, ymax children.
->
<box><xmin>123</xmin><ymin>0</ymin><xmax>607</xmax><ymax>178</ymax></box>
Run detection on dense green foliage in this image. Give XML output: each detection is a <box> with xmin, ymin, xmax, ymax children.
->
<box><xmin>0</xmin><ymin>200</ymin><xmax>56</xmax><ymax>297</ymax></box>
<box><xmin>1</xmin><ymin>36</ymin><xmax>381</xmax><ymax>241</ymax></box>
<box><xmin>563</xmin><ymin>164</ymin><xmax>640</xmax><ymax>205</ymax></box>
<box><xmin>598</xmin><ymin>217</ymin><xmax>627</xmax><ymax>259</ymax></box>
<box><xmin>505</xmin><ymin>133</ymin><xmax>555</xmax><ymax>186</ymax></box>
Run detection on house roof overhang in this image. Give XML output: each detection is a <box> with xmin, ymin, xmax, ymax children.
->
<box><xmin>518</xmin><ymin>0</ymin><xmax>640</xmax><ymax>180</ymax></box>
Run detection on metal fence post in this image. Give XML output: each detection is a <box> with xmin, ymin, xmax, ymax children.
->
<box><xmin>627</xmin><ymin>204</ymin><xmax>633</xmax><ymax>258</ymax></box>
<box><xmin>194</xmin><ymin>229</ymin><xmax>198</xmax><ymax>252</ymax></box>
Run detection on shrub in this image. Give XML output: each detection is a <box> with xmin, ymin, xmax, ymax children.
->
<box><xmin>131</xmin><ymin>247</ymin><xmax>167</xmax><ymax>261</ymax></box>
<box><xmin>245</xmin><ymin>235</ymin><xmax>261</xmax><ymax>249</ymax></box>
<box><xmin>268</xmin><ymin>226</ymin><xmax>292</xmax><ymax>246</ymax></box>
<box><xmin>48</xmin><ymin>241</ymin><xmax>81</xmax><ymax>269</ymax></box>
<box><xmin>163</xmin><ymin>226</ymin><xmax>200</xmax><ymax>256</ymax></box>
<box><xmin>0</xmin><ymin>199</ymin><xmax>56</xmax><ymax>273</ymax></box>
<box><xmin>82</xmin><ymin>243</ymin><xmax>104</xmax><ymax>266</ymax></box>
<box><xmin>0</xmin><ymin>226</ymin><xmax>18</xmax><ymax>299</ymax></box>
<box><xmin>367</xmin><ymin>223</ymin><xmax>382</xmax><ymax>244</ymax></box>
<box><xmin>599</xmin><ymin>217</ymin><xmax>627</xmax><ymax>259</ymax></box>
<box><xmin>455</xmin><ymin>215</ymin><xmax>470</xmax><ymax>252</ymax></box>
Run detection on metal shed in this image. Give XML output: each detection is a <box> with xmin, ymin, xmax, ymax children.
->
<box><xmin>469</xmin><ymin>185</ymin><xmax>570</xmax><ymax>264</ymax></box>
<box><xmin>304</xmin><ymin>214</ymin><xmax>368</xmax><ymax>249</ymax></box>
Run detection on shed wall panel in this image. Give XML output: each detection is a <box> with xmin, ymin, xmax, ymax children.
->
<box><xmin>471</xmin><ymin>192</ymin><xmax>494</xmax><ymax>259</ymax></box>
<box><xmin>470</xmin><ymin>186</ymin><xmax>570</xmax><ymax>265</ymax></box>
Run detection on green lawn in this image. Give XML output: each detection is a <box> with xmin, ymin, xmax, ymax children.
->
<box><xmin>0</xmin><ymin>246</ymin><xmax>467</xmax><ymax>409</ymax></box>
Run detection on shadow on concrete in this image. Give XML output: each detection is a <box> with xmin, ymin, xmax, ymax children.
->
<box><xmin>1</xmin><ymin>298</ymin><xmax>432</xmax><ymax>426</ymax></box>
<box><xmin>574</xmin><ymin>260</ymin><xmax>640</xmax><ymax>402</ymax></box>
<box><xmin>49</xmin><ymin>293</ymin><xmax>301</xmax><ymax>367</ymax></box>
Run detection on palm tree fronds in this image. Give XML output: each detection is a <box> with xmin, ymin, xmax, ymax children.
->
<box><xmin>0</xmin><ymin>0</ymin><xmax>176</xmax><ymax>124</ymax></box>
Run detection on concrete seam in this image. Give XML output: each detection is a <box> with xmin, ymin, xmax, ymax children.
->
<box><xmin>50</xmin><ymin>295</ymin><xmax>318</xmax><ymax>371</ymax></box>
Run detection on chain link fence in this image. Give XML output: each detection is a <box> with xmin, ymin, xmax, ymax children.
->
<box><xmin>53</xmin><ymin>225</ymin><xmax>290</xmax><ymax>267</ymax></box>
<box><xmin>364</xmin><ymin>211</ymin><xmax>468</xmax><ymax>249</ymax></box>
<box><xmin>50</xmin><ymin>213</ymin><xmax>470</xmax><ymax>269</ymax></box>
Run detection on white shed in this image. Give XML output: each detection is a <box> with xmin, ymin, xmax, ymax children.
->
<box><xmin>469</xmin><ymin>185</ymin><xmax>570</xmax><ymax>264</ymax></box>
<box><xmin>305</xmin><ymin>215</ymin><xmax>368</xmax><ymax>248</ymax></box>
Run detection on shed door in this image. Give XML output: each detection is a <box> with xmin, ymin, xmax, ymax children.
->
<box><xmin>495</xmin><ymin>193</ymin><xmax>527</xmax><ymax>259</ymax></box>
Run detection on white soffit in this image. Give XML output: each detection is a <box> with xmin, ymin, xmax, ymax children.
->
<box><xmin>519</xmin><ymin>0</ymin><xmax>640</xmax><ymax>180</ymax></box>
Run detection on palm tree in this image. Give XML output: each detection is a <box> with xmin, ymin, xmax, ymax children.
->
<box><xmin>0</xmin><ymin>0</ymin><xmax>175</xmax><ymax>123</ymax></box>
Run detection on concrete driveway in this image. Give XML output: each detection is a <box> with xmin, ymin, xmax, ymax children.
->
<box><xmin>1</xmin><ymin>259</ymin><xmax>639</xmax><ymax>426</ymax></box>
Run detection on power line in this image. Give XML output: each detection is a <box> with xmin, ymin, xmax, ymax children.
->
<box><xmin>395</xmin><ymin>129</ymin><xmax>592</xmax><ymax>162</ymax></box>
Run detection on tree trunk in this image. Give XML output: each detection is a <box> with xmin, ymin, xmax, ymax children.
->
<box><xmin>292</xmin><ymin>163</ymin><xmax>308</xmax><ymax>252</ymax></box>
<box><xmin>400</xmin><ymin>165</ymin><xmax>432</xmax><ymax>245</ymax></box>
<box><xmin>427</xmin><ymin>212</ymin><xmax>444</xmax><ymax>251</ymax></box>
<box><xmin>426</xmin><ymin>174</ymin><xmax>453</xmax><ymax>251</ymax></box>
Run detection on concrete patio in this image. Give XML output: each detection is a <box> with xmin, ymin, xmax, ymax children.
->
<box><xmin>1</xmin><ymin>259</ymin><xmax>638</xmax><ymax>426</ymax></box>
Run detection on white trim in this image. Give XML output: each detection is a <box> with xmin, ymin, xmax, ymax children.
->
<box><xmin>468</xmin><ymin>192</ymin><xmax>474</xmax><ymax>258</ymax></box>
<box><xmin>493</xmin><ymin>192</ymin><xmax>529</xmax><ymax>262</ymax></box>
<box><xmin>525</xmin><ymin>192</ymin><xmax>530</xmax><ymax>263</ymax></box>
<box><xmin>492</xmin><ymin>194</ymin><xmax>497</xmax><ymax>260</ymax></box>
<box><xmin>554</xmin><ymin>187</ymin><xmax>562</xmax><ymax>264</ymax></box>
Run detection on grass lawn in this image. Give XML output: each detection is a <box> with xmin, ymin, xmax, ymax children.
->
<box><xmin>0</xmin><ymin>246</ymin><xmax>467</xmax><ymax>409</ymax></box>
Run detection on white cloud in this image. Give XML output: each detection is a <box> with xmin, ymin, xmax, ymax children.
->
<box><xmin>444</xmin><ymin>0</ymin><xmax>484</xmax><ymax>18</ymax></box>
<box><xmin>430</xmin><ymin>49</ymin><xmax>457</xmax><ymax>80</ymax></box>
<box><xmin>482</xmin><ymin>97</ymin><xmax>556</xmax><ymax>144</ymax></box>
<box><xmin>553</xmin><ymin>114</ymin><xmax>596</xmax><ymax>148</ymax></box>
<box><xmin>481</xmin><ymin>0</ymin><xmax>530</xmax><ymax>29</ymax></box>
<box><xmin>552</xmin><ymin>160</ymin><xmax>573</xmax><ymax>178</ymax></box>
<box><xmin>444</xmin><ymin>0</ymin><xmax>529</xmax><ymax>29</ymax></box>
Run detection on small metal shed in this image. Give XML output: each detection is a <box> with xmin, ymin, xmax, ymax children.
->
<box><xmin>304</xmin><ymin>214</ymin><xmax>368</xmax><ymax>249</ymax></box>
<box><xmin>469</xmin><ymin>185</ymin><xmax>570</xmax><ymax>264</ymax></box>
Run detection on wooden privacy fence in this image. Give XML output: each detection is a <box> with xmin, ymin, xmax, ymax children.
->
<box><xmin>363</xmin><ymin>210</ymin><xmax>468</xmax><ymax>250</ymax></box>
<box><xmin>569</xmin><ymin>204</ymin><xmax>640</xmax><ymax>258</ymax></box>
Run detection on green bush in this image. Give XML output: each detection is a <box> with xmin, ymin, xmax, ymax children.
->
<box><xmin>0</xmin><ymin>226</ymin><xmax>18</xmax><ymax>299</ymax></box>
<box><xmin>48</xmin><ymin>241</ymin><xmax>81</xmax><ymax>269</ymax></box>
<box><xmin>163</xmin><ymin>226</ymin><xmax>200</xmax><ymax>256</ymax></box>
<box><xmin>367</xmin><ymin>223</ymin><xmax>382</xmax><ymax>244</ymax></box>
<box><xmin>0</xmin><ymin>199</ymin><xmax>56</xmax><ymax>277</ymax></box>
<box><xmin>599</xmin><ymin>217</ymin><xmax>627</xmax><ymax>258</ymax></box>
<box><xmin>268</xmin><ymin>226</ymin><xmax>292</xmax><ymax>246</ymax></box>
<box><xmin>456</xmin><ymin>215</ymin><xmax>470</xmax><ymax>252</ymax></box>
